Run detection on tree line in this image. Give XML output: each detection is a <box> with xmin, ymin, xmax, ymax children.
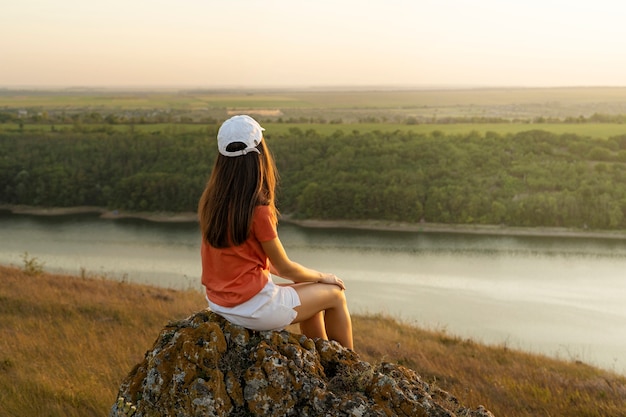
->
<box><xmin>4</xmin><ymin>109</ymin><xmax>626</xmax><ymax>126</ymax></box>
<box><xmin>2</xmin><ymin>126</ymin><xmax>626</xmax><ymax>230</ymax></box>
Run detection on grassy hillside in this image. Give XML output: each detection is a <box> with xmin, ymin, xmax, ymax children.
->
<box><xmin>0</xmin><ymin>264</ymin><xmax>624</xmax><ymax>416</ymax></box>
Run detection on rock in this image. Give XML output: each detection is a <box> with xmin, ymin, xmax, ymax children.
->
<box><xmin>111</xmin><ymin>310</ymin><xmax>494</xmax><ymax>417</ymax></box>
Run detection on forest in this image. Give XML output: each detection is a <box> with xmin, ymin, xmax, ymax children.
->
<box><xmin>2</xmin><ymin>124</ymin><xmax>626</xmax><ymax>230</ymax></box>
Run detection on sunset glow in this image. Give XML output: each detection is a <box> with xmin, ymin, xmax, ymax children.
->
<box><xmin>2</xmin><ymin>0</ymin><xmax>626</xmax><ymax>88</ymax></box>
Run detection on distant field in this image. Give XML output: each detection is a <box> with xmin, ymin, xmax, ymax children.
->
<box><xmin>3</xmin><ymin>86</ymin><xmax>626</xmax><ymax>134</ymax></box>
<box><xmin>3</xmin><ymin>87</ymin><xmax>626</xmax><ymax>120</ymax></box>
<box><xmin>3</xmin><ymin>86</ymin><xmax>626</xmax><ymax>108</ymax></box>
<box><xmin>3</xmin><ymin>122</ymin><xmax>626</xmax><ymax>139</ymax></box>
<box><xmin>0</xmin><ymin>91</ymin><xmax>309</xmax><ymax>110</ymax></box>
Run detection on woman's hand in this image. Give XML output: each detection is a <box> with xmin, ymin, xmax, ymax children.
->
<box><xmin>319</xmin><ymin>273</ymin><xmax>346</xmax><ymax>290</ymax></box>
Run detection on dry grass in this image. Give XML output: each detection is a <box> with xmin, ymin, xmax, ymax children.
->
<box><xmin>347</xmin><ymin>316</ymin><xmax>626</xmax><ymax>416</ymax></box>
<box><xmin>0</xmin><ymin>265</ymin><xmax>205</xmax><ymax>417</ymax></box>
<box><xmin>1</xmin><ymin>264</ymin><xmax>625</xmax><ymax>416</ymax></box>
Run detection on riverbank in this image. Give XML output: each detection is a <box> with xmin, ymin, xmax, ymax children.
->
<box><xmin>283</xmin><ymin>216</ymin><xmax>626</xmax><ymax>240</ymax></box>
<box><xmin>4</xmin><ymin>203</ymin><xmax>626</xmax><ymax>240</ymax></box>
<box><xmin>0</xmin><ymin>204</ymin><xmax>198</xmax><ymax>223</ymax></box>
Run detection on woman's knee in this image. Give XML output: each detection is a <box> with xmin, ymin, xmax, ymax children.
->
<box><xmin>325</xmin><ymin>285</ymin><xmax>347</xmax><ymax>307</ymax></box>
<box><xmin>295</xmin><ymin>283</ymin><xmax>345</xmax><ymax>308</ymax></box>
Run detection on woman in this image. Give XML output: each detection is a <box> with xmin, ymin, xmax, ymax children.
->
<box><xmin>198</xmin><ymin>115</ymin><xmax>353</xmax><ymax>349</ymax></box>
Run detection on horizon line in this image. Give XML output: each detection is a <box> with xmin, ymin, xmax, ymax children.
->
<box><xmin>2</xmin><ymin>84</ymin><xmax>626</xmax><ymax>93</ymax></box>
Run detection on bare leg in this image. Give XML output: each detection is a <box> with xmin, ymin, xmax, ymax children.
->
<box><xmin>299</xmin><ymin>311</ymin><xmax>328</xmax><ymax>340</ymax></box>
<box><xmin>279</xmin><ymin>283</ymin><xmax>328</xmax><ymax>339</ymax></box>
<box><xmin>292</xmin><ymin>282</ymin><xmax>353</xmax><ymax>349</ymax></box>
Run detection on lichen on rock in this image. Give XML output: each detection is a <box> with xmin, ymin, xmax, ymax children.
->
<box><xmin>111</xmin><ymin>310</ymin><xmax>494</xmax><ymax>417</ymax></box>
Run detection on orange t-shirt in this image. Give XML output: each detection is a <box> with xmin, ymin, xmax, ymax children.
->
<box><xmin>201</xmin><ymin>205</ymin><xmax>278</xmax><ymax>307</ymax></box>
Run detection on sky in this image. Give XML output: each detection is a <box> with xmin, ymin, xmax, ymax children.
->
<box><xmin>2</xmin><ymin>0</ymin><xmax>626</xmax><ymax>89</ymax></box>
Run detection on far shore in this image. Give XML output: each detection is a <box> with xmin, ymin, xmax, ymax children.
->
<box><xmin>3</xmin><ymin>204</ymin><xmax>626</xmax><ymax>240</ymax></box>
<box><xmin>0</xmin><ymin>204</ymin><xmax>199</xmax><ymax>223</ymax></box>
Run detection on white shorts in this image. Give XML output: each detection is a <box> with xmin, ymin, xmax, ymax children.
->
<box><xmin>207</xmin><ymin>279</ymin><xmax>301</xmax><ymax>331</ymax></box>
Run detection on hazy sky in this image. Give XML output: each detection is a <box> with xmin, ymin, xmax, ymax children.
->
<box><xmin>2</xmin><ymin>0</ymin><xmax>626</xmax><ymax>88</ymax></box>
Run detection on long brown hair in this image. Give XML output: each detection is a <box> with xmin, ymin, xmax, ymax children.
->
<box><xmin>198</xmin><ymin>139</ymin><xmax>278</xmax><ymax>248</ymax></box>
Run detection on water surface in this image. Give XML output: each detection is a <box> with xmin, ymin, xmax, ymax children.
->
<box><xmin>1</xmin><ymin>210</ymin><xmax>625</xmax><ymax>375</ymax></box>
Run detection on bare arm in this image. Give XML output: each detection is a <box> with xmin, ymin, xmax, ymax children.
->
<box><xmin>261</xmin><ymin>237</ymin><xmax>345</xmax><ymax>289</ymax></box>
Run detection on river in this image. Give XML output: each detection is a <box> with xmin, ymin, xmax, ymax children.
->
<box><xmin>1</xmin><ymin>210</ymin><xmax>625</xmax><ymax>375</ymax></box>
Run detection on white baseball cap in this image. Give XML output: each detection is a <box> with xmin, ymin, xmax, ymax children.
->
<box><xmin>217</xmin><ymin>115</ymin><xmax>265</xmax><ymax>157</ymax></box>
